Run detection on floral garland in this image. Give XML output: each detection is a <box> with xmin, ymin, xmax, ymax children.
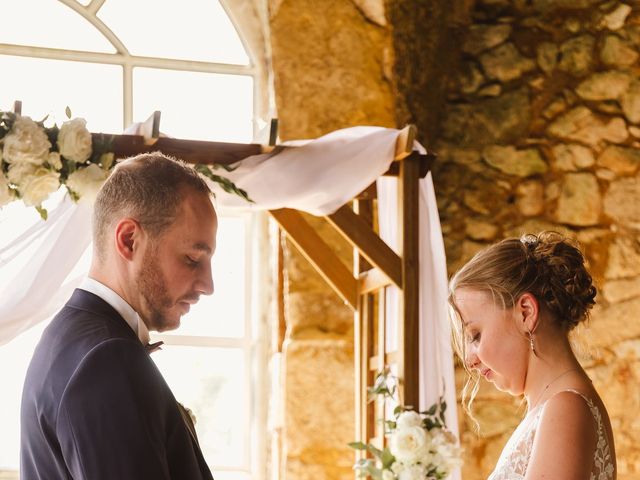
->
<box><xmin>349</xmin><ymin>370</ymin><xmax>462</xmax><ymax>480</ymax></box>
<box><xmin>0</xmin><ymin>110</ymin><xmax>114</xmax><ymax>219</ymax></box>
<box><xmin>0</xmin><ymin>109</ymin><xmax>250</xmax><ymax>220</ymax></box>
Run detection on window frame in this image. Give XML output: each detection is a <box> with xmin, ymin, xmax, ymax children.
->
<box><xmin>150</xmin><ymin>210</ymin><xmax>259</xmax><ymax>477</ymax></box>
<box><xmin>0</xmin><ymin>1</ymin><xmax>269</xmax><ymax>478</ymax></box>
<box><xmin>0</xmin><ymin>0</ymin><xmax>264</xmax><ymax>137</ymax></box>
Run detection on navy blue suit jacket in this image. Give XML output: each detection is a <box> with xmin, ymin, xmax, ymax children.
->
<box><xmin>20</xmin><ymin>289</ymin><xmax>214</xmax><ymax>480</ymax></box>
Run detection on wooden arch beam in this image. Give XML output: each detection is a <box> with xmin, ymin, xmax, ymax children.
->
<box><xmin>270</xmin><ymin>208</ymin><xmax>358</xmax><ymax>310</ymax></box>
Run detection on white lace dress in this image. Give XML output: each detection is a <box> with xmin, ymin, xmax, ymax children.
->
<box><xmin>488</xmin><ymin>390</ymin><xmax>614</xmax><ymax>480</ymax></box>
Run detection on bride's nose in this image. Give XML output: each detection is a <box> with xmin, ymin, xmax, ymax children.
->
<box><xmin>465</xmin><ymin>346</ymin><xmax>480</xmax><ymax>370</ymax></box>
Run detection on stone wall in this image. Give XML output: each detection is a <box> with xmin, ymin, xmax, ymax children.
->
<box><xmin>432</xmin><ymin>1</ymin><xmax>640</xmax><ymax>479</ymax></box>
<box><xmin>268</xmin><ymin>1</ymin><xmax>395</xmax><ymax>479</ymax></box>
<box><xmin>267</xmin><ymin>0</ymin><xmax>640</xmax><ymax>478</ymax></box>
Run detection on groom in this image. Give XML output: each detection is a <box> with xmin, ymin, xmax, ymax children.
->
<box><xmin>20</xmin><ymin>153</ymin><xmax>217</xmax><ymax>479</ymax></box>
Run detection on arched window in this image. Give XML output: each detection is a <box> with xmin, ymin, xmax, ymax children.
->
<box><xmin>0</xmin><ymin>2</ymin><xmax>269</xmax><ymax>479</ymax></box>
<box><xmin>1</xmin><ymin>0</ymin><xmax>266</xmax><ymax>141</ymax></box>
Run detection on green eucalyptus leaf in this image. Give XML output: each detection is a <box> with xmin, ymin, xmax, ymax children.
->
<box><xmin>35</xmin><ymin>206</ymin><xmax>48</xmax><ymax>221</ymax></box>
<box><xmin>211</xmin><ymin>162</ymin><xmax>238</xmax><ymax>172</ymax></box>
<box><xmin>365</xmin><ymin>444</ymin><xmax>383</xmax><ymax>460</ymax></box>
<box><xmin>65</xmin><ymin>106</ymin><xmax>72</xmax><ymax>119</ymax></box>
<box><xmin>194</xmin><ymin>164</ymin><xmax>252</xmax><ymax>203</ymax></box>
<box><xmin>348</xmin><ymin>442</ymin><xmax>368</xmax><ymax>451</ymax></box>
<box><xmin>381</xmin><ymin>448</ymin><xmax>395</xmax><ymax>469</ymax></box>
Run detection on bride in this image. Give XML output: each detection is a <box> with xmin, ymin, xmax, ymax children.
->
<box><xmin>448</xmin><ymin>232</ymin><xmax>616</xmax><ymax>479</ymax></box>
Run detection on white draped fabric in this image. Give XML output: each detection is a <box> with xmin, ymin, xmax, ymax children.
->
<box><xmin>0</xmin><ymin>126</ymin><xmax>458</xmax><ymax>440</ymax></box>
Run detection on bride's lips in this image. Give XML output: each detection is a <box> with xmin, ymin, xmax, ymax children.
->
<box><xmin>481</xmin><ymin>369</ymin><xmax>492</xmax><ymax>380</ymax></box>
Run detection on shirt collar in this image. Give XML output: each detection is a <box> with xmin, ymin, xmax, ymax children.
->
<box><xmin>78</xmin><ymin>277</ymin><xmax>150</xmax><ymax>345</ymax></box>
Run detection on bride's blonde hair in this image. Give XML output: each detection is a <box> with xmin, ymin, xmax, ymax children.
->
<box><xmin>448</xmin><ymin>231</ymin><xmax>596</xmax><ymax>423</ymax></box>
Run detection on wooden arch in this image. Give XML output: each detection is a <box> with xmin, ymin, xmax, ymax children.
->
<box><xmin>15</xmin><ymin>100</ymin><xmax>433</xmax><ymax>457</ymax></box>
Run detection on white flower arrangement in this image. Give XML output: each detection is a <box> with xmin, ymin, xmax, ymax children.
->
<box><xmin>0</xmin><ymin>108</ymin><xmax>251</xmax><ymax>219</ymax></box>
<box><xmin>0</xmin><ymin>109</ymin><xmax>114</xmax><ymax>218</ymax></box>
<box><xmin>349</xmin><ymin>370</ymin><xmax>462</xmax><ymax>480</ymax></box>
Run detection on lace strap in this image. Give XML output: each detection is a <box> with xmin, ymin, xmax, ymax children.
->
<box><xmin>553</xmin><ymin>389</ymin><xmax>602</xmax><ymax>430</ymax></box>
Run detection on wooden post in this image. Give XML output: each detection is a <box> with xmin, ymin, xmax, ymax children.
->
<box><xmin>353</xmin><ymin>195</ymin><xmax>373</xmax><ymax>458</ymax></box>
<box><xmin>398</xmin><ymin>151</ymin><xmax>420</xmax><ymax>409</ymax></box>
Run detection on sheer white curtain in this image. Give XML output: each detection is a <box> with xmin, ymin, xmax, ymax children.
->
<box><xmin>0</xmin><ymin>126</ymin><xmax>458</xmax><ymax>438</ymax></box>
<box><xmin>378</xmin><ymin>173</ymin><xmax>461</xmax><ymax>480</ymax></box>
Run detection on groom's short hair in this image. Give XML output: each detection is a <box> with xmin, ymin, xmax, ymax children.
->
<box><xmin>92</xmin><ymin>153</ymin><xmax>211</xmax><ymax>260</ymax></box>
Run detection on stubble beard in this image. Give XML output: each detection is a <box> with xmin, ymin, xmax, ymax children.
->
<box><xmin>138</xmin><ymin>244</ymin><xmax>176</xmax><ymax>331</ymax></box>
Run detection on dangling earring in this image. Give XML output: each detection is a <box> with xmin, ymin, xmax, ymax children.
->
<box><xmin>528</xmin><ymin>330</ymin><xmax>537</xmax><ymax>356</ymax></box>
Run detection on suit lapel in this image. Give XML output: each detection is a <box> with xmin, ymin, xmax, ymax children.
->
<box><xmin>66</xmin><ymin>288</ymin><xmax>139</xmax><ymax>343</ymax></box>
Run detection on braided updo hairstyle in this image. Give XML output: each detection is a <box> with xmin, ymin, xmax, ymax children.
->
<box><xmin>448</xmin><ymin>231</ymin><xmax>597</xmax><ymax>421</ymax></box>
<box><xmin>450</xmin><ymin>231</ymin><xmax>596</xmax><ymax>331</ymax></box>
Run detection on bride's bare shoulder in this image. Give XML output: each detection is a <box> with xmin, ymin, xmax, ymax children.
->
<box><xmin>525</xmin><ymin>391</ymin><xmax>598</xmax><ymax>479</ymax></box>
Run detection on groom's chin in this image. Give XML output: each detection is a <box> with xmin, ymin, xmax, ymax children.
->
<box><xmin>153</xmin><ymin>313</ymin><xmax>182</xmax><ymax>332</ymax></box>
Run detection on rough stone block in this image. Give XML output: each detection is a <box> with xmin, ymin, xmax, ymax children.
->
<box><xmin>552</xmin><ymin>143</ymin><xmax>595</xmax><ymax>171</ymax></box>
<box><xmin>597</xmin><ymin>145</ymin><xmax>640</xmax><ymax>175</ymax></box>
<box><xmin>604</xmin><ymin>176</ymin><xmax>640</xmax><ymax>228</ymax></box>
<box><xmin>601</xmin><ymin>34</ymin><xmax>639</xmax><ymax>67</ymax></box>
<box><xmin>605</xmin><ymin>234</ymin><xmax>640</xmax><ymax>280</ymax></box>
<box><xmin>482</xmin><ymin>145</ymin><xmax>548</xmax><ymax>177</ymax></box>
<box><xmin>480</xmin><ymin>43</ymin><xmax>536</xmax><ymax>82</ymax></box>
<box><xmin>576</xmin><ymin>70</ymin><xmax>631</xmax><ymax>101</ymax></box>
<box><xmin>284</xmin><ymin>336</ymin><xmax>354</xmax><ymax>479</ymax></box>
<box><xmin>516</xmin><ymin>180</ymin><xmax>545</xmax><ymax>216</ymax></box>
<box><xmin>603</xmin><ymin>276</ymin><xmax>640</xmax><ymax>303</ymax></box>
<box><xmin>463</xmin><ymin>24</ymin><xmax>512</xmax><ymax>55</ymax></box>
<box><xmin>548</xmin><ymin>106</ymin><xmax>628</xmax><ymax>147</ymax></box>
<box><xmin>558</xmin><ymin>34</ymin><xmax>595</xmax><ymax>76</ymax></box>
<box><xmin>442</xmin><ymin>88</ymin><xmax>531</xmax><ymax>146</ymax></box>
<box><xmin>555</xmin><ymin>173</ymin><xmax>602</xmax><ymax>226</ymax></box>
<box><xmin>621</xmin><ymin>80</ymin><xmax>640</xmax><ymax>124</ymax></box>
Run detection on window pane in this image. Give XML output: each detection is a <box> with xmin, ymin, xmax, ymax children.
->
<box><xmin>0</xmin><ymin>0</ymin><xmax>114</xmax><ymax>53</ymax></box>
<box><xmin>0</xmin><ymin>55</ymin><xmax>123</xmax><ymax>133</ymax></box>
<box><xmin>133</xmin><ymin>68</ymin><xmax>253</xmax><ymax>142</ymax></box>
<box><xmin>151</xmin><ymin>346</ymin><xmax>249</xmax><ymax>468</ymax></box>
<box><xmin>0</xmin><ymin>322</ymin><xmax>47</xmax><ymax>470</ymax></box>
<box><xmin>174</xmin><ymin>216</ymin><xmax>246</xmax><ymax>338</ymax></box>
<box><xmin>98</xmin><ymin>0</ymin><xmax>249</xmax><ymax>64</ymax></box>
<box><xmin>214</xmin><ymin>472</ymin><xmax>251</xmax><ymax>480</ymax></box>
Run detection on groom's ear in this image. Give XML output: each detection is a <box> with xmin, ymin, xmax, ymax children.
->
<box><xmin>113</xmin><ymin>218</ymin><xmax>142</xmax><ymax>261</ymax></box>
<box><xmin>516</xmin><ymin>293</ymin><xmax>539</xmax><ymax>333</ymax></box>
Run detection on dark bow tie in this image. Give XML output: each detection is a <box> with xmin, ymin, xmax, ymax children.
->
<box><xmin>145</xmin><ymin>341</ymin><xmax>164</xmax><ymax>354</ymax></box>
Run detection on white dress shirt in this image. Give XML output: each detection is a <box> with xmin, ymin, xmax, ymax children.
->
<box><xmin>78</xmin><ymin>277</ymin><xmax>150</xmax><ymax>345</ymax></box>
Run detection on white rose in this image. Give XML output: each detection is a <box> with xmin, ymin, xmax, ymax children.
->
<box><xmin>396</xmin><ymin>411</ymin><xmax>423</xmax><ymax>430</ymax></box>
<box><xmin>2</xmin><ymin>116</ymin><xmax>51</xmax><ymax>166</ymax></box>
<box><xmin>58</xmin><ymin>118</ymin><xmax>92</xmax><ymax>163</ymax></box>
<box><xmin>426</xmin><ymin>429</ymin><xmax>462</xmax><ymax>472</ymax></box>
<box><xmin>66</xmin><ymin>163</ymin><xmax>109</xmax><ymax>204</ymax></box>
<box><xmin>47</xmin><ymin>151</ymin><xmax>62</xmax><ymax>170</ymax></box>
<box><xmin>0</xmin><ymin>174</ymin><xmax>15</xmax><ymax>207</ymax></box>
<box><xmin>390</xmin><ymin>426</ymin><xmax>428</xmax><ymax>463</ymax></box>
<box><xmin>20</xmin><ymin>167</ymin><xmax>60</xmax><ymax>207</ymax></box>
<box><xmin>7</xmin><ymin>161</ymin><xmax>37</xmax><ymax>187</ymax></box>
<box><xmin>397</xmin><ymin>464</ymin><xmax>426</xmax><ymax>480</ymax></box>
<box><xmin>382</xmin><ymin>470</ymin><xmax>396</xmax><ymax>480</ymax></box>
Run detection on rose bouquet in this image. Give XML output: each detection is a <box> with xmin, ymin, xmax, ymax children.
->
<box><xmin>349</xmin><ymin>371</ymin><xmax>461</xmax><ymax>480</ymax></box>
<box><xmin>0</xmin><ymin>109</ymin><xmax>112</xmax><ymax>218</ymax></box>
<box><xmin>0</xmin><ymin>109</ymin><xmax>250</xmax><ymax>219</ymax></box>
